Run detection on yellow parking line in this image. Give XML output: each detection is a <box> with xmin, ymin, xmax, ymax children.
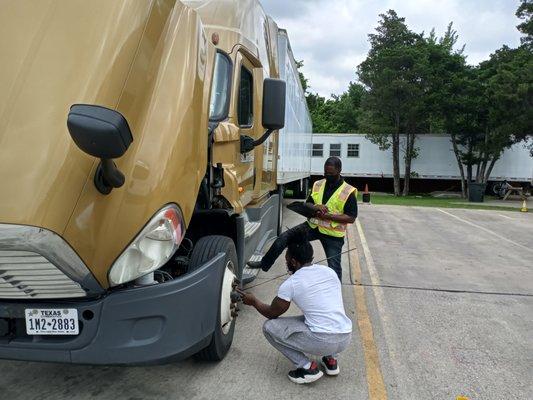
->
<box><xmin>347</xmin><ymin>225</ymin><xmax>388</xmax><ymax>400</ymax></box>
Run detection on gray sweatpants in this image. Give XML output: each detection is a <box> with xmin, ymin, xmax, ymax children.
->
<box><xmin>263</xmin><ymin>316</ymin><xmax>352</xmax><ymax>369</ymax></box>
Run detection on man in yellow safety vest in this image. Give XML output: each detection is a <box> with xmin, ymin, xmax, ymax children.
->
<box><xmin>247</xmin><ymin>157</ymin><xmax>357</xmax><ymax>281</ymax></box>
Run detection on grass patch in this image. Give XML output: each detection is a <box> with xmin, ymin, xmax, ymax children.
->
<box><xmin>360</xmin><ymin>193</ymin><xmax>520</xmax><ymax>212</ymax></box>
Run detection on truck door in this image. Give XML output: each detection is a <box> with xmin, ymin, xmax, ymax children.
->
<box><xmin>232</xmin><ymin>52</ymin><xmax>260</xmax><ymax>207</ymax></box>
<box><xmin>210</xmin><ymin>50</ymin><xmax>273</xmax><ymax>211</ymax></box>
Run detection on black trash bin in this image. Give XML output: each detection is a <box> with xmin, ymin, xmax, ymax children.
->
<box><xmin>468</xmin><ymin>182</ymin><xmax>486</xmax><ymax>202</ymax></box>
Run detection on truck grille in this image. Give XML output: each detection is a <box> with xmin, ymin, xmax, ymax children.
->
<box><xmin>0</xmin><ymin>250</ymin><xmax>86</xmax><ymax>299</ymax></box>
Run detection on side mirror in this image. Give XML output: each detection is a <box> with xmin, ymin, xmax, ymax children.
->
<box><xmin>67</xmin><ymin>104</ymin><xmax>133</xmax><ymax>194</ymax></box>
<box><xmin>262</xmin><ymin>78</ymin><xmax>286</xmax><ymax>130</ymax></box>
<box><xmin>240</xmin><ymin>78</ymin><xmax>286</xmax><ymax>153</ymax></box>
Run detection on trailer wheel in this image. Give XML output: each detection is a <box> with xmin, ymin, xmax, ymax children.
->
<box><xmin>191</xmin><ymin>236</ymin><xmax>238</xmax><ymax>361</ymax></box>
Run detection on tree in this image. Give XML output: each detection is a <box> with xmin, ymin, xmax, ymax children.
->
<box><xmin>426</xmin><ymin>11</ymin><xmax>532</xmax><ymax>196</ymax></box>
<box><xmin>295</xmin><ymin>60</ymin><xmax>310</xmax><ymax>94</ymax></box>
<box><xmin>296</xmin><ymin>61</ymin><xmax>363</xmax><ymax>133</ymax></box>
<box><xmin>423</xmin><ymin>23</ymin><xmax>471</xmax><ymax>197</ymax></box>
<box><xmin>443</xmin><ymin>45</ymin><xmax>532</xmax><ymax>196</ymax></box>
<box><xmin>470</xmin><ymin>46</ymin><xmax>532</xmax><ymax>183</ymax></box>
<box><xmin>311</xmin><ymin>83</ymin><xmax>363</xmax><ymax>133</ymax></box>
<box><xmin>516</xmin><ymin>0</ymin><xmax>533</xmax><ymax>48</ymax></box>
<box><xmin>357</xmin><ymin>10</ymin><xmax>430</xmax><ymax>195</ymax></box>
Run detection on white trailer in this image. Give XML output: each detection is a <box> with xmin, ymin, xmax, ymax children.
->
<box><xmin>311</xmin><ymin>133</ymin><xmax>532</xmax><ymax>183</ymax></box>
<box><xmin>276</xmin><ymin>29</ymin><xmax>312</xmax><ymax>194</ymax></box>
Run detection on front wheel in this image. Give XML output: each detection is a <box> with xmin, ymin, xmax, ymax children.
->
<box><xmin>190</xmin><ymin>236</ymin><xmax>238</xmax><ymax>361</ymax></box>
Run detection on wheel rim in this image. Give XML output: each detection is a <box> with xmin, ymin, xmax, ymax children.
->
<box><xmin>220</xmin><ymin>260</ymin><xmax>236</xmax><ymax>335</ymax></box>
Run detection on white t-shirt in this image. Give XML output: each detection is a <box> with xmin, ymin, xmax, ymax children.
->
<box><xmin>277</xmin><ymin>264</ymin><xmax>352</xmax><ymax>334</ymax></box>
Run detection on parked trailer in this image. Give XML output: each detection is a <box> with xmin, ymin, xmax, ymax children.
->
<box><xmin>276</xmin><ymin>29</ymin><xmax>313</xmax><ymax>197</ymax></box>
<box><xmin>311</xmin><ymin>134</ymin><xmax>532</xmax><ymax>190</ymax></box>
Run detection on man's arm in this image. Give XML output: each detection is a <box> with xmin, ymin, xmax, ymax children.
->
<box><xmin>236</xmin><ymin>289</ymin><xmax>290</xmax><ymax>319</ymax></box>
<box><xmin>321</xmin><ymin>212</ymin><xmax>355</xmax><ymax>224</ymax></box>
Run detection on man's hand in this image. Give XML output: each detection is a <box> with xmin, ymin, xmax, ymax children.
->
<box><xmin>313</xmin><ymin>204</ymin><xmax>328</xmax><ymax>217</ymax></box>
<box><xmin>236</xmin><ymin>288</ymin><xmax>256</xmax><ymax>306</ymax></box>
<box><xmin>235</xmin><ymin>288</ymin><xmax>290</xmax><ymax>319</ymax></box>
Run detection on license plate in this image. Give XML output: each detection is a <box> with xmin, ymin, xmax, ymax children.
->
<box><xmin>25</xmin><ymin>308</ymin><xmax>79</xmax><ymax>335</ymax></box>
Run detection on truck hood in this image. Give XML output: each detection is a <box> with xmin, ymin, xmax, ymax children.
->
<box><xmin>0</xmin><ymin>0</ymin><xmax>153</xmax><ymax>234</ymax></box>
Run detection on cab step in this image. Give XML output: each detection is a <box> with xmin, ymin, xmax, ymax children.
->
<box><xmin>241</xmin><ymin>254</ymin><xmax>262</xmax><ymax>284</ymax></box>
<box><xmin>241</xmin><ymin>236</ymin><xmax>277</xmax><ymax>284</ymax></box>
<box><xmin>244</xmin><ymin>220</ymin><xmax>261</xmax><ymax>239</ymax></box>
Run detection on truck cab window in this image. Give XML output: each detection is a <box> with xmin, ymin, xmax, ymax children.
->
<box><xmin>238</xmin><ymin>66</ymin><xmax>253</xmax><ymax>127</ymax></box>
<box><xmin>209</xmin><ymin>52</ymin><xmax>232</xmax><ymax>121</ymax></box>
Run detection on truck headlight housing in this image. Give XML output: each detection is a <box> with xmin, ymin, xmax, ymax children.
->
<box><xmin>108</xmin><ymin>204</ymin><xmax>185</xmax><ymax>286</ymax></box>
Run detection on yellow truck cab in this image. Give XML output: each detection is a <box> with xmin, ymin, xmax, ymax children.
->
<box><xmin>0</xmin><ymin>0</ymin><xmax>310</xmax><ymax>364</ymax></box>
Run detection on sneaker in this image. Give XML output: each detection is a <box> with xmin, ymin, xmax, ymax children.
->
<box><xmin>246</xmin><ymin>260</ymin><xmax>262</xmax><ymax>269</ymax></box>
<box><xmin>288</xmin><ymin>361</ymin><xmax>324</xmax><ymax>384</ymax></box>
<box><xmin>321</xmin><ymin>356</ymin><xmax>340</xmax><ymax>376</ymax></box>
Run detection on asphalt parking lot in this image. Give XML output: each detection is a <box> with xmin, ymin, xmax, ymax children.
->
<box><xmin>358</xmin><ymin>205</ymin><xmax>533</xmax><ymax>400</ymax></box>
<box><xmin>1</xmin><ymin>203</ymin><xmax>532</xmax><ymax>400</ymax></box>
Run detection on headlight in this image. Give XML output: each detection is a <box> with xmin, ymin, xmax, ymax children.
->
<box><xmin>108</xmin><ymin>204</ymin><xmax>185</xmax><ymax>286</ymax></box>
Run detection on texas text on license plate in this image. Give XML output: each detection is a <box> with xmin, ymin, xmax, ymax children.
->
<box><xmin>25</xmin><ymin>309</ymin><xmax>79</xmax><ymax>335</ymax></box>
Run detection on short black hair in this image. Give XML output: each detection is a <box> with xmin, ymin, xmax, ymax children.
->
<box><xmin>325</xmin><ymin>156</ymin><xmax>342</xmax><ymax>171</ymax></box>
<box><xmin>286</xmin><ymin>230</ymin><xmax>314</xmax><ymax>264</ymax></box>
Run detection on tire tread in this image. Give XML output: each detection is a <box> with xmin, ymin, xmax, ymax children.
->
<box><xmin>191</xmin><ymin>235</ymin><xmax>236</xmax><ymax>361</ymax></box>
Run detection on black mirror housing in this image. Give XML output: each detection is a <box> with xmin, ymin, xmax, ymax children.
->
<box><xmin>67</xmin><ymin>104</ymin><xmax>133</xmax><ymax>159</ymax></box>
<box><xmin>262</xmin><ymin>78</ymin><xmax>286</xmax><ymax>131</ymax></box>
<box><xmin>67</xmin><ymin>104</ymin><xmax>133</xmax><ymax>194</ymax></box>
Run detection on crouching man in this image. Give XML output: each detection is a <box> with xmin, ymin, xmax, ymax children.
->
<box><xmin>237</xmin><ymin>232</ymin><xmax>352</xmax><ymax>384</ymax></box>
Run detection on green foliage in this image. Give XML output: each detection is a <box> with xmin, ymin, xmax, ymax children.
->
<box><xmin>295</xmin><ymin>60</ymin><xmax>309</xmax><ymax>94</ymax></box>
<box><xmin>295</xmin><ymin>6</ymin><xmax>532</xmax><ymax>192</ymax></box>
<box><xmin>365</xmin><ymin>193</ymin><xmax>520</xmax><ymax>212</ymax></box>
<box><xmin>307</xmin><ymin>83</ymin><xmax>364</xmax><ymax>133</ymax></box>
<box><xmin>479</xmin><ymin>45</ymin><xmax>532</xmax><ymax>145</ymax></box>
<box><xmin>356</xmin><ymin>8</ymin><xmax>531</xmax><ymax>191</ymax></box>
<box><xmin>296</xmin><ymin>61</ymin><xmax>363</xmax><ymax>133</ymax></box>
<box><xmin>358</xmin><ymin>10</ymin><xmax>429</xmax><ymax>139</ymax></box>
<box><xmin>516</xmin><ymin>0</ymin><xmax>533</xmax><ymax>47</ymax></box>
<box><xmin>467</xmin><ymin>46</ymin><xmax>532</xmax><ymax>181</ymax></box>
<box><xmin>356</xmin><ymin>10</ymin><xmax>433</xmax><ymax>195</ymax></box>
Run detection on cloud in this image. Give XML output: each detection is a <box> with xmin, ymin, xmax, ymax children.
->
<box><xmin>261</xmin><ymin>0</ymin><xmax>523</xmax><ymax>97</ymax></box>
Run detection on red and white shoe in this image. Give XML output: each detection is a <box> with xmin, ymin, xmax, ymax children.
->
<box><xmin>288</xmin><ymin>361</ymin><xmax>324</xmax><ymax>384</ymax></box>
<box><xmin>321</xmin><ymin>356</ymin><xmax>340</xmax><ymax>376</ymax></box>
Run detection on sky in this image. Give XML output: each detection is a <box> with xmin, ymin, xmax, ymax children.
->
<box><xmin>261</xmin><ymin>0</ymin><xmax>524</xmax><ymax>98</ymax></box>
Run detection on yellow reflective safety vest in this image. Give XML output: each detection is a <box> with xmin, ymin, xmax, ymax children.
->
<box><xmin>307</xmin><ymin>179</ymin><xmax>357</xmax><ymax>238</ymax></box>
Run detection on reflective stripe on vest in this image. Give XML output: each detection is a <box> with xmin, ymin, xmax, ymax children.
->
<box><xmin>307</xmin><ymin>179</ymin><xmax>357</xmax><ymax>238</ymax></box>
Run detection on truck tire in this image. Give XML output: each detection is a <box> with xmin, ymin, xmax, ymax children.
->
<box><xmin>191</xmin><ymin>235</ymin><xmax>238</xmax><ymax>361</ymax></box>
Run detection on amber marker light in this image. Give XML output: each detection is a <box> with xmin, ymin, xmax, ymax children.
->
<box><xmin>212</xmin><ymin>32</ymin><xmax>220</xmax><ymax>45</ymax></box>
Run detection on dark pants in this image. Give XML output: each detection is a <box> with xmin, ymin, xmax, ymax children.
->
<box><xmin>260</xmin><ymin>222</ymin><xmax>344</xmax><ymax>281</ymax></box>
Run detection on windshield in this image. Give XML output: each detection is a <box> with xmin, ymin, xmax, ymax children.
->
<box><xmin>209</xmin><ymin>52</ymin><xmax>232</xmax><ymax>121</ymax></box>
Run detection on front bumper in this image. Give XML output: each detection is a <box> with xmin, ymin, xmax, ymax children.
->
<box><xmin>0</xmin><ymin>253</ymin><xmax>226</xmax><ymax>365</ymax></box>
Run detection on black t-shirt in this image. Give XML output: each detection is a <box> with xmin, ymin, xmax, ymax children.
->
<box><xmin>306</xmin><ymin>178</ymin><xmax>358</xmax><ymax>241</ymax></box>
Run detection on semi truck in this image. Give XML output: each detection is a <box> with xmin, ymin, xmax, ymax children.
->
<box><xmin>0</xmin><ymin>0</ymin><xmax>311</xmax><ymax>364</ymax></box>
